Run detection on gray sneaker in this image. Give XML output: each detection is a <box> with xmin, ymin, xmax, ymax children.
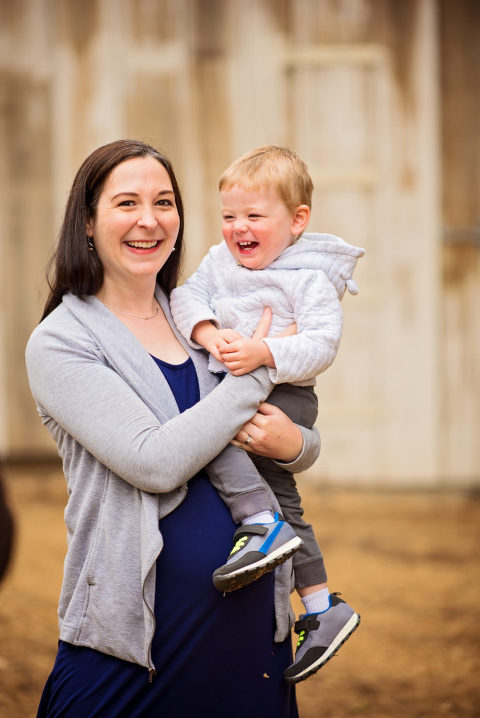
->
<box><xmin>284</xmin><ymin>593</ymin><xmax>360</xmax><ymax>684</ymax></box>
<box><xmin>213</xmin><ymin>513</ymin><xmax>302</xmax><ymax>592</ymax></box>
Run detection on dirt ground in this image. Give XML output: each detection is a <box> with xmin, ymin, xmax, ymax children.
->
<box><xmin>0</xmin><ymin>464</ymin><xmax>479</xmax><ymax>718</ymax></box>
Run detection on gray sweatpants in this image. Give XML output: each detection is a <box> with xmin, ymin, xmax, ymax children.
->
<box><xmin>206</xmin><ymin>384</ymin><xmax>327</xmax><ymax>588</ymax></box>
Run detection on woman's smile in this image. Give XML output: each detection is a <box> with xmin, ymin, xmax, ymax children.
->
<box><xmin>124</xmin><ymin>239</ymin><xmax>162</xmax><ymax>252</ymax></box>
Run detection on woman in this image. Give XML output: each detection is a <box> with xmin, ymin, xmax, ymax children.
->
<box><xmin>26</xmin><ymin>140</ymin><xmax>320</xmax><ymax>717</ymax></box>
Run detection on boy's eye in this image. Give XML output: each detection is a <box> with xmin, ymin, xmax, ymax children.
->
<box><xmin>249</xmin><ymin>214</ymin><xmax>261</xmax><ymax>219</ymax></box>
<box><xmin>222</xmin><ymin>214</ymin><xmax>234</xmax><ymax>221</ymax></box>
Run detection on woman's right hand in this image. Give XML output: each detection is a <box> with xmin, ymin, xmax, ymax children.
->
<box><xmin>276</xmin><ymin>323</ymin><xmax>297</xmax><ymax>338</ymax></box>
<box><xmin>231</xmin><ymin>401</ymin><xmax>303</xmax><ymax>462</ymax></box>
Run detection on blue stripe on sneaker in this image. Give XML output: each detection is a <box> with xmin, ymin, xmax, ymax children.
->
<box><xmin>259</xmin><ymin>520</ymin><xmax>284</xmax><ymax>554</ymax></box>
<box><xmin>303</xmin><ymin>595</ymin><xmax>333</xmax><ymax>616</ymax></box>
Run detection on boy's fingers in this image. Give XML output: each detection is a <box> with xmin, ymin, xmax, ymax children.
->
<box><xmin>209</xmin><ymin>345</ymin><xmax>224</xmax><ymax>362</ymax></box>
<box><xmin>219</xmin><ymin>340</ymin><xmax>240</xmax><ymax>354</ymax></box>
<box><xmin>224</xmin><ymin>360</ymin><xmax>244</xmax><ymax>370</ymax></box>
<box><xmin>221</xmin><ymin>329</ymin><xmax>242</xmax><ymax>342</ymax></box>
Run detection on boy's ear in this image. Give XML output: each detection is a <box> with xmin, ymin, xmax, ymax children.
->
<box><xmin>291</xmin><ymin>205</ymin><xmax>310</xmax><ymax>235</ymax></box>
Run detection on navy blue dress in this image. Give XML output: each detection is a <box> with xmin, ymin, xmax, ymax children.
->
<box><xmin>37</xmin><ymin>357</ymin><xmax>298</xmax><ymax>718</ymax></box>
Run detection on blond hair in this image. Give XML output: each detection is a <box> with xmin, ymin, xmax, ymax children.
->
<box><xmin>219</xmin><ymin>145</ymin><xmax>313</xmax><ymax>214</ymax></box>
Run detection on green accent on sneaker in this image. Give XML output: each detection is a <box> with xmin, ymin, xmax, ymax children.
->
<box><xmin>296</xmin><ymin>630</ymin><xmax>306</xmax><ymax>648</ymax></box>
<box><xmin>229</xmin><ymin>536</ymin><xmax>248</xmax><ymax>556</ymax></box>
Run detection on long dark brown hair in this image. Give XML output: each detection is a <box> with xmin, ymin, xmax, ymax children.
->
<box><xmin>42</xmin><ymin>139</ymin><xmax>185</xmax><ymax>320</ymax></box>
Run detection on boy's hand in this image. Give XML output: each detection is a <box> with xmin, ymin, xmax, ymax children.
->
<box><xmin>193</xmin><ymin>308</ymin><xmax>280</xmax><ymax>373</ymax></box>
<box><xmin>192</xmin><ymin>321</ymin><xmax>241</xmax><ymax>363</ymax></box>
<box><xmin>219</xmin><ymin>337</ymin><xmax>275</xmax><ymax>375</ymax></box>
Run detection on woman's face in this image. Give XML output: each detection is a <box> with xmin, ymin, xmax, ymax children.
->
<box><xmin>86</xmin><ymin>156</ymin><xmax>180</xmax><ymax>288</ymax></box>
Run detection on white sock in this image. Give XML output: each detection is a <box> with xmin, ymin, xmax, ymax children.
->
<box><xmin>242</xmin><ymin>511</ymin><xmax>275</xmax><ymax>525</ymax></box>
<box><xmin>301</xmin><ymin>587</ymin><xmax>331</xmax><ymax>614</ymax></box>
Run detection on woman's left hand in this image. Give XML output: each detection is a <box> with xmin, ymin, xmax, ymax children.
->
<box><xmin>231</xmin><ymin>402</ymin><xmax>303</xmax><ymax>462</ymax></box>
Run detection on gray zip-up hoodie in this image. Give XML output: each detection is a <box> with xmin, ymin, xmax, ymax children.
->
<box><xmin>25</xmin><ymin>288</ymin><xmax>320</xmax><ymax>673</ymax></box>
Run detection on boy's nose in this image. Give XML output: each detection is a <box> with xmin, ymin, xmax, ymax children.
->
<box><xmin>233</xmin><ymin>220</ymin><xmax>248</xmax><ymax>232</ymax></box>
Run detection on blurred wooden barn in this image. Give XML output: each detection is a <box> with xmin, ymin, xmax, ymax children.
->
<box><xmin>0</xmin><ymin>0</ymin><xmax>478</xmax><ymax>487</ymax></box>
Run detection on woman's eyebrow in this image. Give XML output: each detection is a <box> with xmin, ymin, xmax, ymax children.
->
<box><xmin>110</xmin><ymin>189</ymin><xmax>175</xmax><ymax>200</ymax></box>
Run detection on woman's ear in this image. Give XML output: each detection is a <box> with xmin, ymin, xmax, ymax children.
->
<box><xmin>291</xmin><ymin>205</ymin><xmax>310</xmax><ymax>236</ymax></box>
<box><xmin>86</xmin><ymin>216</ymin><xmax>94</xmax><ymax>237</ymax></box>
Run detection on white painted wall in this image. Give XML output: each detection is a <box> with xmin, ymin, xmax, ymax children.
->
<box><xmin>0</xmin><ymin>0</ymin><xmax>477</xmax><ymax>486</ymax></box>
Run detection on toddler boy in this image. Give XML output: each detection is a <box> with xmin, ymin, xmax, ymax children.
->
<box><xmin>171</xmin><ymin>145</ymin><xmax>364</xmax><ymax>683</ymax></box>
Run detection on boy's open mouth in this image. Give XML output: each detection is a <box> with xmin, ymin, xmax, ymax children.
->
<box><xmin>237</xmin><ymin>241</ymin><xmax>258</xmax><ymax>251</ymax></box>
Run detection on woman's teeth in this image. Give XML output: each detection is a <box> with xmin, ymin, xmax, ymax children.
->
<box><xmin>126</xmin><ymin>241</ymin><xmax>159</xmax><ymax>248</ymax></box>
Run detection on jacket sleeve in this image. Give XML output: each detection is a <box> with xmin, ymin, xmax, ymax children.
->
<box><xmin>273</xmin><ymin>424</ymin><xmax>321</xmax><ymax>473</ymax></box>
<box><xmin>25</xmin><ymin>327</ymin><xmax>273</xmax><ymax>495</ymax></box>
<box><xmin>170</xmin><ymin>252</ymin><xmax>220</xmax><ymax>347</ymax></box>
<box><xmin>263</xmin><ymin>271</ymin><xmax>343</xmax><ymax>384</ymax></box>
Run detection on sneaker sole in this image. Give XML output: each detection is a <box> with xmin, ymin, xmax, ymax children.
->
<box><xmin>214</xmin><ymin>536</ymin><xmax>303</xmax><ymax>592</ymax></box>
<box><xmin>284</xmin><ymin>612</ymin><xmax>361</xmax><ymax>684</ymax></box>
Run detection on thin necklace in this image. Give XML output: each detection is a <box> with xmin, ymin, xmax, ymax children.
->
<box><xmin>105</xmin><ymin>299</ymin><xmax>159</xmax><ymax>320</ymax></box>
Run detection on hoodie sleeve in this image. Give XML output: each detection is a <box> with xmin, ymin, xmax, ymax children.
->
<box><xmin>170</xmin><ymin>251</ymin><xmax>221</xmax><ymax>347</ymax></box>
<box><xmin>25</xmin><ymin>322</ymin><xmax>273</xmax><ymax>494</ymax></box>
<box><xmin>263</xmin><ymin>270</ymin><xmax>342</xmax><ymax>384</ymax></box>
<box><xmin>273</xmin><ymin>424</ymin><xmax>321</xmax><ymax>473</ymax></box>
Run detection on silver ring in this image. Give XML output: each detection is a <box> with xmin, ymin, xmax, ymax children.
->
<box><xmin>245</xmin><ymin>435</ymin><xmax>252</xmax><ymax>445</ymax></box>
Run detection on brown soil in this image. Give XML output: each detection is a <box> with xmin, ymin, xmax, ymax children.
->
<box><xmin>0</xmin><ymin>465</ymin><xmax>479</xmax><ymax>718</ymax></box>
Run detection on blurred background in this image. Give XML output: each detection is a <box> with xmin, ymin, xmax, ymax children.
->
<box><xmin>0</xmin><ymin>0</ymin><xmax>479</xmax><ymax>487</ymax></box>
<box><xmin>0</xmin><ymin>2</ymin><xmax>479</xmax><ymax>717</ymax></box>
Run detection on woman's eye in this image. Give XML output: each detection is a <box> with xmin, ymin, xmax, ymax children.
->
<box><xmin>118</xmin><ymin>200</ymin><xmax>135</xmax><ymax>207</ymax></box>
<box><xmin>157</xmin><ymin>199</ymin><xmax>173</xmax><ymax>207</ymax></box>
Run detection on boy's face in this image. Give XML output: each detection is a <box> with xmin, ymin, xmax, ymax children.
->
<box><xmin>220</xmin><ymin>184</ymin><xmax>308</xmax><ymax>270</ymax></box>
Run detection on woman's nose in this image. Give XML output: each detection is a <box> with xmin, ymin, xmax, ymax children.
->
<box><xmin>137</xmin><ymin>207</ymin><xmax>157</xmax><ymax>229</ymax></box>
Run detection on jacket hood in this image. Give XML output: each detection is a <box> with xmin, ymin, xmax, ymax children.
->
<box><xmin>272</xmin><ymin>233</ymin><xmax>365</xmax><ymax>299</ymax></box>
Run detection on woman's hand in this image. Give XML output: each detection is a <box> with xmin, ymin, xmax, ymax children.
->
<box><xmin>231</xmin><ymin>402</ymin><xmax>303</xmax><ymax>462</ymax></box>
<box><xmin>251</xmin><ymin>309</ymin><xmax>296</xmax><ymax>341</ymax></box>
<box><xmin>251</xmin><ymin>306</ymin><xmax>273</xmax><ymax>340</ymax></box>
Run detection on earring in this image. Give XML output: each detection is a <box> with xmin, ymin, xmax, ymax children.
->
<box><xmin>171</xmin><ymin>246</ymin><xmax>176</xmax><ymax>253</ymax></box>
<box><xmin>87</xmin><ymin>236</ymin><xmax>95</xmax><ymax>252</ymax></box>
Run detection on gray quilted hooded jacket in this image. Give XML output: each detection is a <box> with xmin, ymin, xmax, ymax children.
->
<box><xmin>171</xmin><ymin>233</ymin><xmax>365</xmax><ymax>385</ymax></box>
